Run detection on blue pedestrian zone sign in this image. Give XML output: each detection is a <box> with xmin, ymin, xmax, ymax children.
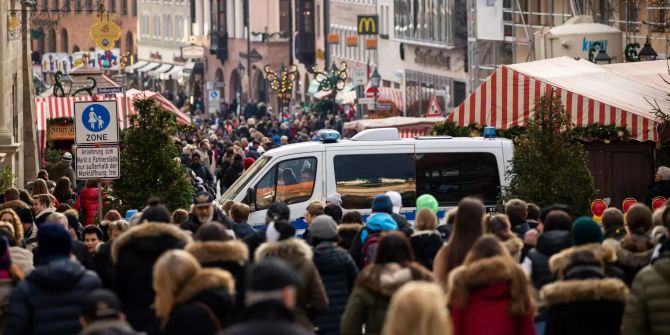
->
<box><xmin>83</xmin><ymin>104</ymin><xmax>111</xmax><ymax>132</ymax></box>
<box><xmin>74</xmin><ymin>100</ymin><xmax>119</xmax><ymax>145</ymax></box>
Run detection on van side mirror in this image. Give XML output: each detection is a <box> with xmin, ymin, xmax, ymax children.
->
<box><xmin>247</xmin><ymin>188</ymin><xmax>256</xmax><ymax>211</ymax></box>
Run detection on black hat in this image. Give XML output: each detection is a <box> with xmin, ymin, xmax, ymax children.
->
<box><xmin>193</xmin><ymin>192</ymin><xmax>213</xmax><ymax>208</ymax></box>
<box><xmin>80</xmin><ymin>289</ymin><xmax>123</xmax><ymax>321</ymax></box>
<box><xmin>140</xmin><ymin>203</ymin><xmax>171</xmax><ymax>223</ymax></box>
<box><xmin>248</xmin><ymin>258</ymin><xmax>300</xmax><ymax>292</ymax></box>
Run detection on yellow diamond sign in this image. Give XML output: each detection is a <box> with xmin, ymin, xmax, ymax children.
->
<box><xmin>89</xmin><ymin>13</ymin><xmax>121</xmax><ymax>51</ymax></box>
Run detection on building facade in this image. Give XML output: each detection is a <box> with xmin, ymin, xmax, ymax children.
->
<box><xmin>2</xmin><ymin>1</ymin><xmax>39</xmax><ymax>186</ymax></box>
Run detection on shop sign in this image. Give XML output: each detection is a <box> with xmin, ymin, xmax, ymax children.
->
<box><xmin>48</xmin><ymin>122</ymin><xmax>75</xmax><ymax>141</ymax></box>
<box><xmin>89</xmin><ymin>13</ymin><xmax>122</xmax><ymax>51</ymax></box>
<box><xmin>149</xmin><ymin>51</ymin><xmax>162</xmax><ymax>60</ymax></box>
<box><xmin>181</xmin><ymin>45</ymin><xmax>206</xmax><ymax>59</ymax></box>
<box><xmin>357</xmin><ymin>15</ymin><xmax>378</xmax><ymax>35</ymax></box>
<box><xmin>414</xmin><ymin>48</ymin><xmax>451</xmax><ymax>70</ymax></box>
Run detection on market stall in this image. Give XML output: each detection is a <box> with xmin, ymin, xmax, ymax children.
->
<box><xmin>343</xmin><ymin>116</ymin><xmax>444</xmax><ymax>138</ymax></box>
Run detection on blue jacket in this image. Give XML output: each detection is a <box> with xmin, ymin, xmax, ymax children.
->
<box><xmin>5</xmin><ymin>257</ymin><xmax>102</xmax><ymax>335</ymax></box>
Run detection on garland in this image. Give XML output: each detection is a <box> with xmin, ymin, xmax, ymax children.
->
<box><xmin>433</xmin><ymin>121</ymin><xmax>630</xmax><ymax>142</ymax></box>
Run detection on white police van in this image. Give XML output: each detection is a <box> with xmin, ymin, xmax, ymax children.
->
<box><xmin>220</xmin><ymin>128</ymin><xmax>514</xmax><ymax>230</ymax></box>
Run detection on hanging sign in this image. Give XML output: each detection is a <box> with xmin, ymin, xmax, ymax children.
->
<box><xmin>89</xmin><ymin>12</ymin><xmax>122</xmax><ymax>51</ymax></box>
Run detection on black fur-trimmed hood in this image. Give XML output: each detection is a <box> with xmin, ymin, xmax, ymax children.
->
<box><xmin>603</xmin><ymin>236</ymin><xmax>654</xmax><ymax>269</ymax></box>
<box><xmin>111</xmin><ymin>222</ymin><xmax>191</xmax><ymax>264</ymax></box>
<box><xmin>549</xmin><ymin>243</ymin><xmax>617</xmax><ymax>277</ymax></box>
<box><xmin>540</xmin><ymin>278</ymin><xmax>629</xmax><ymax>306</ymax></box>
<box><xmin>255</xmin><ymin>237</ymin><xmax>313</xmax><ymax>265</ymax></box>
<box><xmin>186</xmin><ymin>240</ymin><xmax>249</xmax><ymax>265</ymax></box>
<box><xmin>0</xmin><ymin>200</ymin><xmax>30</xmax><ymax>210</ymax></box>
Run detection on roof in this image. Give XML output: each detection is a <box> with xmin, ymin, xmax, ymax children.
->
<box><xmin>603</xmin><ymin>60</ymin><xmax>670</xmax><ymax>94</ymax></box>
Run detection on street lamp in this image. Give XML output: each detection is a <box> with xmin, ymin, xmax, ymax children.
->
<box><xmin>370</xmin><ymin>67</ymin><xmax>381</xmax><ymax>111</ymax></box>
<box><xmin>264</xmin><ymin>64</ymin><xmax>298</xmax><ymax>112</ymax></box>
<box><xmin>236</xmin><ymin>61</ymin><xmax>245</xmax><ymax>103</ymax></box>
<box><xmin>639</xmin><ymin>36</ymin><xmax>658</xmax><ymax>61</ymax></box>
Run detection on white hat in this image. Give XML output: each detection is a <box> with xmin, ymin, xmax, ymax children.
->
<box><xmin>385</xmin><ymin>191</ymin><xmax>402</xmax><ymax>214</ymax></box>
<box><xmin>326</xmin><ymin>193</ymin><xmax>342</xmax><ymax>207</ymax></box>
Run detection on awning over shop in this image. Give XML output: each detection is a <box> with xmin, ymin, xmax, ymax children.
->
<box><xmin>449</xmin><ymin>57</ymin><xmax>670</xmax><ymax>142</ymax></box>
<box><xmin>148</xmin><ymin>64</ymin><xmax>173</xmax><ymax>78</ymax></box>
<box><xmin>125</xmin><ymin>60</ymin><xmax>149</xmax><ymax>74</ymax></box>
<box><xmin>162</xmin><ymin>65</ymin><xmax>184</xmax><ymax>80</ymax></box>
<box><xmin>338</xmin><ymin>87</ymin><xmax>404</xmax><ymax>110</ymax></box>
<box><xmin>137</xmin><ymin>62</ymin><xmax>161</xmax><ymax>74</ymax></box>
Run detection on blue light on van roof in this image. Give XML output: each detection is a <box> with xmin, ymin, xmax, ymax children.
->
<box><xmin>319</xmin><ymin>129</ymin><xmax>341</xmax><ymax>143</ymax></box>
<box><xmin>484</xmin><ymin>126</ymin><xmax>496</xmax><ymax>139</ymax></box>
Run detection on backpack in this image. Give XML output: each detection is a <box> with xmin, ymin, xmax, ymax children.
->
<box><xmin>361</xmin><ymin>230</ymin><xmax>382</xmax><ymax>267</ymax></box>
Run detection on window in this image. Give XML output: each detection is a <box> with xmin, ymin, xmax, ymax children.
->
<box><xmin>334</xmin><ymin>154</ymin><xmax>416</xmax><ymax>209</ymax></box>
<box><xmin>132</xmin><ymin>0</ymin><xmax>137</xmax><ymax>16</ymax></box>
<box><xmin>74</xmin><ymin>0</ymin><xmax>81</xmax><ymax>11</ymax></box>
<box><xmin>175</xmin><ymin>15</ymin><xmax>185</xmax><ymax>41</ymax></box>
<box><xmin>416</xmin><ymin>153</ymin><xmax>500</xmax><ymax>206</ymax></box>
<box><xmin>255</xmin><ymin>157</ymin><xmax>317</xmax><ymax>210</ymax></box>
<box><xmin>394</xmin><ymin>0</ymin><xmax>453</xmax><ymax>46</ymax></box>
<box><xmin>141</xmin><ymin>14</ymin><xmax>150</xmax><ymax>37</ymax></box>
<box><xmin>12</xmin><ymin>75</ymin><xmax>18</xmax><ymax>142</ymax></box>
<box><xmin>153</xmin><ymin>15</ymin><xmax>161</xmax><ymax>38</ymax></box>
<box><xmin>87</xmin><ymin>0</ymin><xmax>93</xmax><ymax>13</ymax></box>
<box><xmin>121</xmin><ymin>0</ymin><xmax>127</xmax><ymax>15</ymax></box>
<box><xmin>164</xmin><ymin>15</ymin><xmax>172</xmax><ymax>40</ymax></box>
<box><xmin>279</xmin><ymin>0</ymin><xmax>290</xmax><ymax>33</ymax></box>
<box><xmin>110</xmin><ymin>0</ymin><xmax>116</xmax><ymax>12</ymax></box>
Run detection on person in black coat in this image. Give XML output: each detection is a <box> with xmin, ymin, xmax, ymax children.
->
<box><xmin>410</xmin><ymin>208</ymin><xmax>444</xmax><ymax>271</ymax></box>
<box><xmin>310</xmin><ymin>216</ymin><xmax>358</xmax><ymax>335</ymax></box>
<box><xmin>32</xmin><ymin>212</ymin><xmax>94</xmax><ymax>270</ymax></box>
<box><xmin>154</xmin><ymin>250</ymin><xmax>236</xmax><ymax>335</ymax></box>
<box><xmin>111</xmin><ymin>222</ymin><xmax>191</xmax><ymax>332</ymax></box>
<box><xmin>181</xmin><ymin>192</ymin><xmax>234</xmax><ymax>234</ymax></box>
<box><xmin>189</xmin><ymin>153</ymin><xmax>214</xmax><ymax>188</ymax></box>
<box><xmin>222</xmin><ymin>154</ymin><xmax>244</xmax><ymax>189</ymax></box>
<box><xmin>186</xmin><ymin>237</ymin><xmax>249</xmax><ymax>308</ymax></box>
<box><xmin>5</xmin><ymin>223</ymin><xmax>102</xmax><ymax>335</ymax></box>
<box><xmin>222</xmin><ymin>259</ymin><xmax>313</xmax><ymax>335</ymax></box>
<box><xmin>541</xmin><ymin>247</ymin><xmax>629</xmax><ymax>335</ymax></box>
<box><xmin>646</xmin><ymin>166</ymin><xmax>670</xmax><ymax>205</ymax></box>
<box><xmin>521</xmin><ymin>210</ymin><xmax>573</xmax><ymax>290</ymax></box>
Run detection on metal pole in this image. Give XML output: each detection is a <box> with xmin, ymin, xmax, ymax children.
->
<box><xmin>288</xmin><ymin>0</ymin><xmax>294</xmax><ymax>65</ymax></box>
<box><xmin>324</xmin><ymin>0</ymin><xmax>330</xmax><ymax>66</ymax></box>
<box><xmin>246</xmin><ymin>0</ymin><xmax>251</xmax><ymax>101</ymax></box>
<box><xmin>97</xmin><ymin>179</ymin><xmax>103</xmax><ymax>224</ymax></box>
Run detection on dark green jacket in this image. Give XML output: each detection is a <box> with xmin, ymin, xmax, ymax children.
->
<box><xmin>622</xmin><ymin>252</ymin><xmax>670</xmax><ymax>335</ymax></box>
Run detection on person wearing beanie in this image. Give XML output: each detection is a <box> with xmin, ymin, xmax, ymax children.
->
<box><xmin>310</xmin><ymin>215</ymin><xmax>358</xmax><ymax>335</ymax></box>
<box><xmin>5</xmin><ymin>223</ymin><xmax>101</xmax><ymax>335</ymax></box>
<box><xmin>255</xmin><ymin>220</ymin><xmax>329</xmax><ymax>332</ymax></box>
<box><xmin>139</xmin><ymin>199</ymin><xmax>172</xmax><ymax>223</ymax></box>
<box><xmin>416</xmin><ymin>194</ymin><xmax>439</xmax><ymax>214</ymax></box>
<box><xmin>243</xmin><ymin>202</ymin><xmax>290</xmax><ymax>262</ymax></box>
<box><xmin>79</xmin><ymin>289</ymin><xmax>143</xmax><ymax>335</ymax></box>
<box><xmin>371</xmin><ymin>195</ymin><xmax>394</xmax><ymax>214</ymax></box>
<box><xmin>111</xmin><ymin>214</ymin><xmax>191</xmax><ymax>332</ymax></box>
<box><xmin>49</xmin><ymin>152</ymin><xmax>76</xmax><ymax>188</ymax></box>
<box><xmin>349</xmin><ymin>212</ymin><xmax>399</xmax><ymax>269</ymax></box>
<box><xmin>326</xmin><ymin>193</ymin><xmax>343</xmax><ymax>208</ymax></box>
<box><xmin>603</xmin><ymin>204</ymin><xmax>655</xmax><ymax>286</ymax></box>
<box><xmin>222</xmin><ymin>259</ymin><xmax>313</xmax><ymax>335</ymax></box>
<box><xmin>572</xmin><ymin>216</ymin><xmax>604</xmax><ymax>246</ymax></box>
<box><xmin>32</xmin><ymin>212</ymin><xmax>94</xmax><ymax>270</ymax></box>
<box><xmin>385</xmin><ymin>191</ymin><xmax>412</xmax><ymax>237</ymax></box>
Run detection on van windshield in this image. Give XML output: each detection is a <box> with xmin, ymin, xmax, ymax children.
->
<box><xmin>221</xmin><ymin>155</ymin><xmax>271</xmax><ymax>201</ymax></box>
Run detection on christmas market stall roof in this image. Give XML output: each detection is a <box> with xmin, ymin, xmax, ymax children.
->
<box><xmin>602</xmin><ymin>60</ymin><xmax>670</xmax><ymax>95</ymax></box>
<box><xmin>343</xmin><ymin>116</ymin><xmax>444</xmax><ymax>138</ymax></box>
<box><xmin>39</xmin><ymin>64</ymin><xmax>121</xmax><ymax>97</ymax></box>
<box><xmin>449</xmin><ymin>56</ymin><xmax>670</xmax><ymax>141</ymax></box>
<box><xmin>35</xmin><ymin>89</ymin><xmax>191</xmax><ymax>160</ymax></box>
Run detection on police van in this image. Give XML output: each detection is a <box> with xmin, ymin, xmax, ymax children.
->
<box><xmin>219</xmin><ymin>128</ymin><xmax>514</xmax><ymax>230</ymax></box>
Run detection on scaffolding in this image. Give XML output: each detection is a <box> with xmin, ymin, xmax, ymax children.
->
<box><xmin>467</xmin><ymin>0</ymin><xmax>670</xmax><ymax>90</ymax></box>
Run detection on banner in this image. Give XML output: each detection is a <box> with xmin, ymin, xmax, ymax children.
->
<box><xmin>476</xmin><ymin>0</ymin><xmax>503</xmax><ymax>40</ymax></box>
<box><xmin>41</xmin><ymin>49</ymin><xmax>120</xmax><ymax>73</ymax></box>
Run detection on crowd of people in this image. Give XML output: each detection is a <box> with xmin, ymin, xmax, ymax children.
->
<box><xmin>2</xmin><ymin>163</ymin><xmax>670</xmax><ymax>335</ymax></box>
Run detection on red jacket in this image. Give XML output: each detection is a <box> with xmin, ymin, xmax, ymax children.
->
<box><xmin>450</xmin><ymin>282</ymin><xmax>535</xmax><ymax>335</ymax></box>
<box><xmin>74</xmin><ymin>187</ymin><xmax>101</xmax><ymax>226</ymax></box>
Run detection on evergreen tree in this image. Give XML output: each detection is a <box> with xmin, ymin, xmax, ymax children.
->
<box><xmin>110</xmin><ymin>98</ymin><xmax>193</xmax><ymax>212</ymax></box>
<box><xmin>503</xmin><ymin>92</ymin><xmax>596</xmax><ymax>215</ymax></box>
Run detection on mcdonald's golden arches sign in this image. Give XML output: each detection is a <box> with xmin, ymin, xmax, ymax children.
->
<box><xmin>357</xmin><ymin>15</ymin><xmax>378</xmax><ymax>35</ymax></box>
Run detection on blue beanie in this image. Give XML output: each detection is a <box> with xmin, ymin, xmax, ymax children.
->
<box><xmin>371</xmin><ymin>195</ymin><xmax>393</xmax><ymax>214</ymax></box>
<box><xmin>38</xmin><ymin>223</ymin><xmax>72</xmax><ymax>259</ymax></box>
<box><xmin>361</xmin><ymin>213</ymin><xmax>398</xmax><ymax>242</ymax></box>
<box><xmin>571</xmin><ymin>216</ymin><xmax>603</xmax><ymax>245</ymax></box>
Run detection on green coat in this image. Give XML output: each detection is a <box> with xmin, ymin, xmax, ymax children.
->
<box><xmin>622</xmin><ymin>251</ymin><xmax>670</xmax><ymax>335</ymax></box>
<box><xmin>340</xmin><ymin>262</ymin><xmax>433</xmax><ymax>335</ymax></box>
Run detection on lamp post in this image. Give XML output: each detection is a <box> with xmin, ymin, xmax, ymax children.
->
<box><xmin>264</xmin><ymin>64</ymin><xmax>298</xmax><ymax>113</ymax></box>
<box><xmin>311</xmin><ymin>61</ymin><xmax>348</xmax><ymax>115</ymax></box>
<box><xmin>638</xmin><ymin>36</ymin><xmax>658</xmax><ymax>61</ymax></box>
<box><xmin>370</xmin><ymin>67</ymin><xmax>381</xmax><ymax>111</ymax></box>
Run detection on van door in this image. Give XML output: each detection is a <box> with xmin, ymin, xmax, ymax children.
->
<box><xmin>325</xmin><ymin>143</ymin><xmax>415</xmax><ymax>217</ymax></box>
<box><xmin>246</xmin><ymin>152</ymin><xmax>325</xmax><ymax>229</ymax></box>
<box><xmin>414</xmin><ymin>139</ymin><xmax>505</xmax><ymax>212</ymax></box>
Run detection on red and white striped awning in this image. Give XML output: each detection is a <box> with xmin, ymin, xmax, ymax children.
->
<box><xmin>343</xmin><ymin>116</ymin><xmax>443</xmax><ymax>138</ymax></box>
<box><xmin>338</xmin><ymin>87</ymin><xmax>404</xmax><ymax>110</ymax></box>
<box><xmin>449</xmin><ymin>57</ymin><xmax>669</xmax><ymax>142</ymax></box>
<box><xmin>35</xmin><ymin>89</ymin><xmax>191</xmax><ymax>161</ymax></box>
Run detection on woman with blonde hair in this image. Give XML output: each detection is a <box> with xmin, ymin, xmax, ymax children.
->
<box><xmin>410</xmin><ymin>208</ymin><xmax>444</xmax><ymax>270</ymax></box>
<box><xmin>382</xmin><ymin>282</ymin><xmax>450</xmax><ymax>335</ymax></box>
<box><xmin>485</xmin><ymin>214</ymin><xmax>524</xmax><ymax>262</ymax></box>
<box><xmin>153</xmin><ymin>250</ymin><xmax>236</xmax><ymax>334</ymax></box>
<box><xmin>447</xmin><ymin>235</ymin><xmax>535</xmax><ymax>335</ymax></box>
<box><xmin>0</xmin><ymin>208</ymin><xmax>32</xmax><ymax>274</ymax></box>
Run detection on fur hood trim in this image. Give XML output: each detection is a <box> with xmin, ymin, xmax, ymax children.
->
<box><xmin>255</xmin><ymin>237</ymin><xmax>313</xmax><ymax>262</ymax></box>
<box><xmin>356</xmin><ymin>262</ymin><xmax>434</xmax><ymax>296</ymax></box>
<box><xmin>186</xmin><ymin>240</ymin><xmax>248</xmax><ymax>265</ymax></box>
<box><xmin>603</xmin><ymin>238</ymin><xmax>654</xmax><ymax>269</ymax></box>
<box><xmin>540</xmin><ymin>278</ymin><xmax>629</xmax><ymax>305</ymax></box>
<box><xmin>503</xmin><ymin>237</ymin><xmax>524</xmax><ymax>256</ymax></box>
<box><xmin>338</xmin><ymin>223</ymin><xmax>363</xmax><ymax>233</ymax></box>
<box><xmin>175</xmin><ymin>268</ymin><xmax>235</xmax><ymax>304</ymax></box>
<box><xmin>448</xmin><ymin>256</ymin><xmax>520</xmax><ymax>291</ymax></box>
<box><xmin>549</xmin><ymin>243</ymin><xmax>616</xmax><ymax>276</ymax></box>
<box><xmin>412</xmin><ymin>230</ymin><xmax>441</xmax><ymax>237</ymax></box>
<box><xmin>0</xmin><ymin>200</ymin><xmax>30</xmax><ymax>210</ymax></box>
<box><xmin>111</xmin><ymin>223</ymin><xmax>192</xmax><ymax>263</ymax></box>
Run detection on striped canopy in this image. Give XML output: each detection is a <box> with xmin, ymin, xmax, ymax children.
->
<box><xmin>449</xmin><ymin>57</ymin><xmax>669</xmax><ymax>142</ymax></box>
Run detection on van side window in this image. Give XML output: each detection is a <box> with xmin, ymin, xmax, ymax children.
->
<box><xmin>334</xmin><ymin>154</ymin><xmax>416</xmax><ymax>209</ymax></box>
<box><xmin>254</xmin><ymin>157</ymin><xmax>317</xmax><ymax>210</ymax></box>
<box><xmin>416</xmin><ymin>152</ymin><xmax>500</xmax><ymax>206</ymax></box>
